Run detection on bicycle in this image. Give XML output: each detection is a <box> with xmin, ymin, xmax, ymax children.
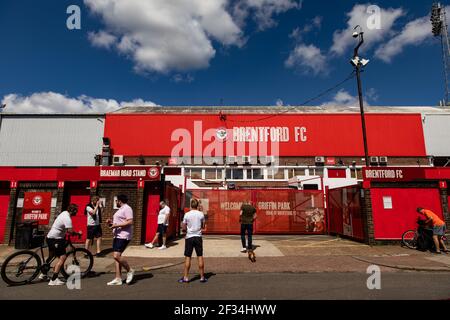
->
<box><xmin>1</xmin><ymin>233</ymin><xmax>94</xmax><ymax>286</ymax></box>
<box><xmin>402</xmin><ymin>225</ymin><xmax>449</xmax><ymax>250</ymax></box>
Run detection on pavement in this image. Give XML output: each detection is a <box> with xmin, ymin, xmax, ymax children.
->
<box><xmin>2</xmin><ymin>235</ymin><xmax>450</xmax><ymax>274</ymax></box>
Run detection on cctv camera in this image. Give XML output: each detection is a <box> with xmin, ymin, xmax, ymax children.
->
<box><xmin>352</xmin><ymin>31</ymin><xmax>359</xmax><ymax>38</ymax></box>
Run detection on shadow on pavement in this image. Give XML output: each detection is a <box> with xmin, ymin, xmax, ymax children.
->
<box><xmin>98</xmin><ymin>248</ymin><xmax>114</xmax><ymax>256</ymax></box>
<box><xmin>189</xmin><ymin>272</ymin><xmax>216</xmax><ymax>282</ymax></box>
<box><xmin>129</xmin><ymin>272</ymin><xmax>154</xmax><ymax>284</ymax></box>
<box><xmin>86</xmin><ymin>271</ymin><xmax>106</xmax><ymax>278</ymax></box>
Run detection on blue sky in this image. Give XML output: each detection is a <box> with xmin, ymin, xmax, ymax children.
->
<box><xmin>0</xmin><ymin>0</ymin><xmax>446</xmax><ymax>112</ymax></box>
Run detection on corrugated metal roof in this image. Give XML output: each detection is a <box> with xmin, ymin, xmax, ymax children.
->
<box><xmin>0</xmin><ymin>117</ymin><xmax>104</xmax><ymax>166</ymax></box>
<box><xmin>112</xmin><ymin>105</ymin><xmax>450</xmax><ymax>114</ymax></box>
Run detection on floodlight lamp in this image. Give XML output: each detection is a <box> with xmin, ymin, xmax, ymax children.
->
<box><xmin>350</xmin><ymin>57</ymin><xmax>360</xmax><ymax>67</ymax></box>
<box><xmin>360</xmin><ymin>58</ymin><xmax>370</xmax><ymax>66</ymax></box>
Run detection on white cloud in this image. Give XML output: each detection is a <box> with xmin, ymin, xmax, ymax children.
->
<box><xmin>1</xmin><ymin>92</ymin><xmax>157</xmax><ymax>114</ymax></box>
<box><xmin>375</xmin><ymin>16</ymin><xmax>431</xmax><ymax>62</ymax></box>
<box><xmin>320</xmin><ymin>89</ymin><xmax>370</xmax><ymax>107</ymax></box>
<box><xmin>88</xmin><ymin>31</ymin><xmax>117</xmax><ymax>49</ymax></box>
<box><xmin>289</xmin><ymin>16</ymin><xmax>323</xmax><ymax>42</ymax></box>
<box><xmin>84</xmin><ymin>0</ymin><xmax>243</xmax><ymax>74</ymax></box>
<box><xmin>330</xmin><ymin>4</ymin><xmax>404</xmax><ymax>56</ymax></box>
<box><xmin>233</xmin><ymin>0</ymin><xmax>302</xmax><ymax>30</ymax></box>
<box><xmin>285</xmin><ymin>44</ymin><xmax>328</xmax><ymax>76</ymax></box>
<box><xmin>172</xmin><ymin>74</ymin><xmax>195</xmax><ymax>83</ymax></box>
<box><xmin>84</xmin><ymin>0</ymin><xmax>301</xmax><ymax>74</ymax></box>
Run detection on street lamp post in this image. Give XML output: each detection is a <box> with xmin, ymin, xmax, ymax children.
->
<box><xmin>351</xmin><ymin>26</ymin><xmax>370</xmax><ymax>167</ymax></box>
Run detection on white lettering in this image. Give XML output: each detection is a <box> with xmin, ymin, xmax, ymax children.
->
<box><xmin>366</xmin><ymin>265</ymin><xmax>381</xmax><ymax>290</ymax></box>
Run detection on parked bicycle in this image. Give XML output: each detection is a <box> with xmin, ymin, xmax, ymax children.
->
<box><xmin>401</xmin><ymin>220</ymin><xmax>449</xmax><ymax>250</ymax></box>
<box><xmin>1</xmin><ymin>233</ymin><xmax>94</xmax><ymax>286</ymax></box>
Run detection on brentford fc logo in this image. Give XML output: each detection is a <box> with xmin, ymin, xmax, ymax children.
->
<box><xmin>148</xmin><ymin>168</ymin><xmax>159</xmax><ymax>178</ymax></box>
<box><xmin>32</xmin><ymin>196</ymin><xmax>43</xmax><ymax>206</ymax></box>
<box><xmin>216</xmin><ymin>127</ymin><xmax>227</xmax><ymax>141</ymax></box>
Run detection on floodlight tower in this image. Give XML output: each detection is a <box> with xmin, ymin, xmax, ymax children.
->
<box><xmin>431</xmin><ymin>2</ymin><xmax>450</xmax><ymax>106</ymax></box>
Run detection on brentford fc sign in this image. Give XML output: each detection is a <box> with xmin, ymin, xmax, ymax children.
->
<box><xmin>99</xmin><ymin>166</ymin><xmax>160</xmax><ymax>181</ymax></box>
<box><xmin>363</xmin><ymin>167</ymin><xmax>426</xmax><ymax>182</ymax></box>
<box><xmin>22</xmin><ymin>192</ymin><xmax>52</xmax><ymax>225</ymax></box>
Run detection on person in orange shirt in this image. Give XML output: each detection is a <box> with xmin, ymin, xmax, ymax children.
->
<box><xmin>417</xmin><ymin>207</ymin><xmax>448</xmax><ymax>254</ymax></box>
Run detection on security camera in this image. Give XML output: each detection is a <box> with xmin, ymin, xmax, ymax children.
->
<box><xmin>352</xmin><ymin>31</ymin><xmax>359</xmax><ymax>38</ymax></box>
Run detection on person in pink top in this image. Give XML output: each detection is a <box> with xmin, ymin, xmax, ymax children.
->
<box><xmin>106</xmin><ymin>194</ymin><xmax>135</xmax><ymax>285</ymax></box>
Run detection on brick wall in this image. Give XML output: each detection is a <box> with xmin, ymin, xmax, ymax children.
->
<box><xmin>3</xmin><ymin>187</ymin><xmax>17</xmax><ymax>245</ymax></box>
<box><xmin>361</xmin><ymin>188</ymin><xmax>375</xmax><ymax>245</ymax></box>
<box><xmin>5</xmin><ymin>183</ymin><xmax>59</xmax><ymax>244</ymax></box>
<box><xmin>96</xmin><ymin>182</ymin><xmax>142</xmax><ymax>245</ymax></box>
<box><xmin>440</xmin><ymin>188</ymin><xmax>449</xmax><ymax>228</ymax></box>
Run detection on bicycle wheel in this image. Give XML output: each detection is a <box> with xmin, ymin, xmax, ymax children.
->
<box><xmin>60</xmin><ymin>248</ymin><xmax>93</xmax><ymax>279</ymax></box>
<box><xmin>1</xmin><ymin>250</ymin><xmax>42</xmax><ymax>286</ymax></box>
<box><xmin>402</xmin><ymin>230</ymin><xmax>418</xmax><ymax>249</ymax></box>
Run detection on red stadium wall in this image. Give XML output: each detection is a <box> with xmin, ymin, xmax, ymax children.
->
<box><xmin>104</xmin><ymin>113</ymin><xmax>426</xmax><ymax>157</ymax></box>
<box><xmin>371</xmin><ymin>188</ymin><xmax>444</xmax><ymax>240</ymax></box>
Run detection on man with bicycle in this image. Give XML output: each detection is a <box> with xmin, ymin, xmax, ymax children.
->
<box><xmin>41</xmin><ymin>204</ymin><xmax>83</xmax><ymax>285</ymax></box>
<box><xmin>417</xmin><ymin>207</ymin><xmax>449</xmax><ymax>254</ymax></box>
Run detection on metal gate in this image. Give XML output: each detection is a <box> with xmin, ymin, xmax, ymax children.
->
<box><xmin>327</xmin><ymin>185</ymin><xmax>365</xmax><ymax>242</ymax></box>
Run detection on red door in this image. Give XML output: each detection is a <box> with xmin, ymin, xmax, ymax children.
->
<box><xmin>68</xmin><ymin>191</ymin><xmax>90</xmax><ymax>243</ymax></box>
<box><xmin>0</xmin><ymin>190</ymin><xmax>10</xmax><ymax>244</ymax></box>
<box><xmin>145</xmin><ymin>195</ymin><xmax>160</xmax><ymax>243</ymax></box>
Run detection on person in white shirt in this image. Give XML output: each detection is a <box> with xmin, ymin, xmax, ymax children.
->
<box><xmin>145</xmin><ymin>200</ymin><xmax>170</xmax><ymax>250</ymax></box>
<box><xmin>84</xmin><ymin>196</ymin><xmax>103</xmax><ymax>256</ymax></box>
<box><xmin>44</xmin><ymin>204</ymin><xmax>82</xmax><ymax>286</ymax></box>
<box><xmin>178</xmin><ymin>199</ymin><xmax>207</xmax><ymax>283</ymax></box>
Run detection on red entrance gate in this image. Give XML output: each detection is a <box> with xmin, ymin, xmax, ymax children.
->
<box><xmin>187</xmin><ymin>189</ymin><xmax>325</xmax><ymax>235</ymax></box>
<box><xmin>327</xmin><ymin>185</ymin><xmax>364</xmax><ymax>241</ymax></box>
<box><xmin>0</xmin><ymin>188</ymin><xmax>10</xmax><ymax>244</ymax></box>
<box><xmin>66</xmin><ymin>189</ymin><xmax>90</xmax><ymax>244</ymax></box>
<box><xmin>144</xmin><ymin>182</ymin><xmax>181</xmax><ymax>243</ymax></box>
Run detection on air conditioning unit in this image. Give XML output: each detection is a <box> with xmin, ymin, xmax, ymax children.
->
<box><xmin>259</xmin><ymin>155</ymin><xmax>275</xmax><ymax>165</ymax></box>
<box><xmin>208</xmin><ymin>157</ymin><xmax>223</xmax><ymax>165</ymax></box>
<box><xmin>112</xmin><ymin>155</ymin><xmax>125</xmax><ymax>166</ymax></box>
<box><xmin>242</xmin><ymin>156</ymin><xmax>252</xmax><ymax>165</ymax></box>
<box><xmin>370</xmin><ymin>156</ymin><xmax>379</xmax><ymax>165</ymax></box>
<box><xmin>379</xmin><ymin>156</ymin><xmax>388</xmax><ymax>166</ymax></box>
<box><xmin>315</xmin><ymin>156</ymin><xmax>325</xmax><ymax>166</ymax></box>
<box><xmin>226</xmin><ymin>156</ymin><xmax>237</xmax><ymax>165</ymax></box>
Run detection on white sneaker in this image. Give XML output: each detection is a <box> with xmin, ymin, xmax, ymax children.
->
<box><xmin>158</xmin><ymin>245</ymin><xmax>167</xmax><ymax>250</ymax></box>
<box><xmin>48</xmin><ymin>278</ymin><xmax>65</xmax><ymax>286</ymax></box>
<box><xmin>126</xmin><ymin>269</ymin><xmax>135</xmax><ymax>284</ymax></box>
<box><xmin>38</xmin><ymin>273</ymin><xmax>48</xmax><ymax>280</ymax></box>
<box><xmin>144</xmin><ymin>243</ymin><xmax>154</xmax><ymax>249</ymax></box>
<box><xmin>107</xmin><ymin>278</ymin><xmax>123</xmax><ymax>286</ymax></box>
<box><xmin>240</xmin><ymin>248</ymin><xmax>247</xmax><ymax>253</ymax></box>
